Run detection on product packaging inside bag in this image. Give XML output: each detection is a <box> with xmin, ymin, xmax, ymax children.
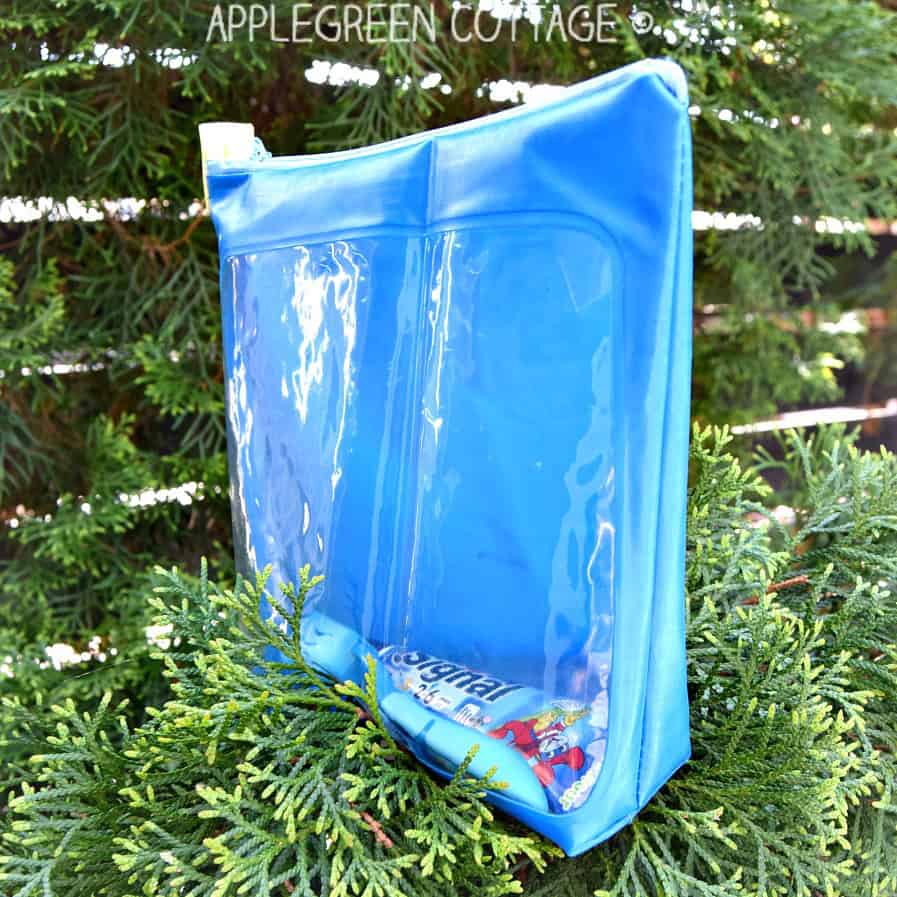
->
<box><xmin>204</xmin><ymin>58</ymin><xmax>693</xmax><ymax>856</ymax></box>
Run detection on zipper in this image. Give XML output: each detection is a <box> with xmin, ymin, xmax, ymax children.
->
<box><xmin>214</xmin><ymin>58</ymin><xmax>684</xmax><ymax>172</ymax></box>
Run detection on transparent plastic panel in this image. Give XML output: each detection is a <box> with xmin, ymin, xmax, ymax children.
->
<box><xmin>221</xmin><ymin>217</ymin><xmax>619</xmax><ymax>813</ymax></box>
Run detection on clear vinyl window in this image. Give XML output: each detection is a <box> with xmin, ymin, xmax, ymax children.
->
<box><xmin>223</xmin><ymin>218</ymin><xmax>619</xmax><ymax>813</ymax></box>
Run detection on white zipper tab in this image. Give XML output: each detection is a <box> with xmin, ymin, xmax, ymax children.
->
<box><xmin>198</xmin><ymin>122</ymin><xmax>258</xmax><ymax>205</ymax></box>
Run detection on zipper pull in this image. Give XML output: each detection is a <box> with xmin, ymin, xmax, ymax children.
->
<box><xmin>198</xmin><ymin>122</ymin><xmax>259</xmax><ymax>206</ymax></box>
<box><xmin>250</xmin><ymin>136</ymin><xmax>271</xmax><ymax>162</ymax></box>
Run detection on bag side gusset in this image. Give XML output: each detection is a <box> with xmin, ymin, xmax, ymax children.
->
<box><xmin>634</xmin><ymin>75</ymin><xmax>694</xmax><ymax>812</ymax></box>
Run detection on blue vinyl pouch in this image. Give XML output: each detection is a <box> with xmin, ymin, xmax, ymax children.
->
<box><xmin>205</xmin><ymin>58</ymin><xmax>693</xmax><ymax>856</ymax></box>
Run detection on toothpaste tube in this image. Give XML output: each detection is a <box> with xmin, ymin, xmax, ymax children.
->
<box><xmin>380</xmin><ymin>646</ymin><xmax>608</xmax><ymax>813</ymax></box>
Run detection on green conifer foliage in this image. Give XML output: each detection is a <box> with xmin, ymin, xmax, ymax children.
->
<box><xmin>3</xmin><ymin>428</ymin><xmax>897</xmax><ymax>896</ymax></box>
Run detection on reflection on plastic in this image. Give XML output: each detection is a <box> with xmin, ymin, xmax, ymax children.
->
<box><xmin>209</xmin><ymin>58</ymin><xmax>694</xmax><ymax>855</ymax></box>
